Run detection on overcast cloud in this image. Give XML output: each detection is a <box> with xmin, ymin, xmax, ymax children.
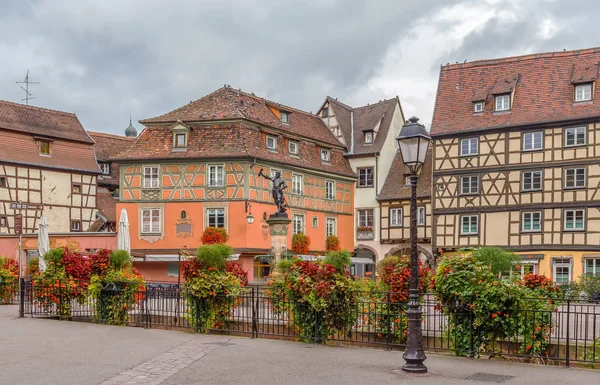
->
<box><xmin>0</xmin><ymin>0</ymin><xmax>598</xmax><ymax>135</ymax></box>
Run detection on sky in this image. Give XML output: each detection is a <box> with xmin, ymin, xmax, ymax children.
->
<box><xmin>0</xmin><ymin>0</ymin><xmax>597</xmax><ymax>135</ymax></box>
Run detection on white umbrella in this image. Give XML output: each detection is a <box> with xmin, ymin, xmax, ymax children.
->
<box><xmin>117</xmin><ymin>208</ymin><xmax>130</xmax><ymax>253</ymax></box>
<box><xmin>37</xmin><ymin>216</ymin><xmax>50</xmax><ymax>271</ymax></box>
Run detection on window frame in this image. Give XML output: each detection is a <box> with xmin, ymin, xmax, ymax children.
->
<box><xmin>0</xmin><ymin>215</ymin><xmax>7</xmax><ymax>229</ymax></box>
<box><xmin>564</xmin><ymin>209</ymin><xmax>585</xmax><ymax>231</ymax></box>
<box><xmin>522</xmin><ymin>170</ymin><xmax>543</xmax><ymax>192</ymax></box>
<box><xmin>473</xmin><ymin>101</ymin><xmax>484</xmax><ymax>113</ymax></box>
<box><xmin>72</xmin><ymin>184</ymin><xmax>82</xmax><ymax>194</ymax></box>
<box><xmin>292</xmin><ymin>174</ymin><xmax>303</xmax><ymax>195</ymax></box>
<box><xmin>553</xmin><ymin>258</ymin><xmax>572</xmax><ymax>284</ymax></box>
<box><xmin>167</xmin><ymin>262</ymin><xmax>179</xmax><ymax>277</ymax></box>
<box><xmin>174</xmin><ymin>133</ymin><xmax>187</xmax><ymax>148</ymax></box>
<box><xmin>208</xmin><ymin>164</ymin><xmax>225</xmax><ymax>187</ymax></box>
<box><xmin>288</xmin><ymin>140</ymin><xmax>299</xmax><ymax>155</ymax></box>
<box><xmin>564</xmin><ymin>167</ymin><xmax>586</xmax><ymax>189</ymax></box>
<box><xmin>141</xmin><ymin>208</ymin><xmax>162</xmax><ymax>234</ymax></box>
<box><xmin>574</xmin><ymin>83</ymin><xmax>592</xmax><ymax>102</ymax></box>
<box><xmin>322</xmin><ymin>107</ymin><xmax>329</xmax><ymax>117</ymax></box>
<box><xmin>521</xmin><ymin>211</ymin><xmax>542</xmax><ymax>233</ymax></box>
<box><xmin>280</xmin><ymin>111</ymin><xmax>289</xmax><ymax>124</ymax></box>
<box><xmin>292</xmin><ymin>214</ymin><xmax>305</xmax><ymax>235</ymax></box>
<box><xmin>584</xmin><ymin>258</ymin><xmax>600</xmax><ymax>278</ymax></box>
<box><xmin>39</xmin><ymin>140</ymin><xmax>51</xmax><ymax>156</ymax></box>
<box><xmin>364</xmin><ymin>131</ymin><xmax>374</xmax><ymax>144</ymax></box>
<box><xmin>206</xmin><ymin>207</ymin><xmax>226</xmax><ymax>228</ymax></box>
<box><xmin>70</xmin><ymin>220</ymin><xmax>82</xmax><ymax>232</ymax></box>
<box><xmin>357</xmin><ymin>209</ymin><xmax>374</xmax><ymax>228</ymax></box>
<box><xmin>143</xmin><ymin>166</ymin><xmax>160</xmax><ymax>189</ymax></box>
<box><xmin>325</xmin><ymin>180</ymin><xmax>334</xmax><ymax>200</ymax></box>
<box><xmin>100</xmin><ymin>163</ymin><xmax>111</xmax><ymax>175</ymax></box>
<box><xmin>0</xmin><ymin>176</ymin><xmax>6</xmax><ymax>188</ymax></box>
<box><xmin>494</xmin><ymin>93</ymin><xmax>511</xmax><ymax>111</ymax></box>
<box><xmin>564</xmin><ymin>126</ymin><xmax>587</xmax><ymax>147</ymax></box>
<box><xmin>417</xmin><ymin>207</ymin><xmax>425</xmax><ymax>226</ymax></box>
<box><xmin>312</xmin><ymin>216</ymin><xmax>318</xmax><ymax>228</ymax></box>
<box><xmin>357</xmin><ymin>167</ymin><xmax>374</xmax><ymax>188</ymax></box>
<box><xmin>321</xmin><ymin>148</ymin><xmax>331</xmax><ymax>162</ymax></box>
<box><xmin>460</xmin><ymin>175</ymin><xmax>479</xmax><ymax>195</ymax></box>
<box><xmin>389</xmin><ymin>208</ymin><xmax>403</xmax><ymax>227</ymax></box>
<box><xmin>460</xmin><ymin>137</ymin><xmax>479</xmax><ymax>156</ymax></box>
<box><xmin>266</xmin><ymin>135</ymin><xmax>277</xmax><ymax>150</ymax></box>
<box><xmin>326</xmin><ymin>217</ymin><xmax>336</xmax><ymax>237</ymax></box>
<box><xmin>522</xmin><ymin>131</ymin><xmax>544</xmax><ymax>151</ymax></box>
<box><xmin>460</xmin><ymin>215</ymin><xmax>479</xmax><ymax>235</ymax></box>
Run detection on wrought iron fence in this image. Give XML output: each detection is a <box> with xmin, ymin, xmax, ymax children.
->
<box><xmin>0</xmin><ymin>279</ymin><xmax>19</xmax><ymax>305</ymax></box>
<box><xmin>20</xmin><ymin>281</ymin><xmax>600</xmax><ymax>367</ymax></box>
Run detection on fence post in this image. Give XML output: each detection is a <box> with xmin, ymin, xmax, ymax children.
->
<box><xmin>386</xmin><ymin>293</ymin><xmax>392</xmax><ymax>351</ymax></box>
<box><xmin>18</xmin><ymin>278</ymin><xmax>25</xmax><ymax>318</ymax></box>
<box><xmin>468</xmin><ymin>310</ymin><xmax>474</xmax><ymax>358</ymax></box>
<box><xmin>194</xmin><ymin>296</ymin><xmax>200</xmax><ymax>334</ymax></box>
<box><xmin>251</xmin><ymin>287</ymin><xmax>257</xmax><ymax>338</ymax></box>
<box><xmin>565</xmin><ymin>299</ymin><xmax>571</xmax><ymax>368</ymax></box>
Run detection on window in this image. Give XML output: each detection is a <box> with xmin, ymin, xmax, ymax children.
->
<box><xmin>585</xmin><ymin>258</ymin><xmax>600</xmax><ymax>277</ymax></box>
<box><xmin>390</xmin><ymin>208</ymin><xmax>402</xmax><ymax>227</ymax></box>
<box><xmin>575</xmin><ymin>83</ymin><xmax>592</xmax><ymax>102</ymax></box>
<box><xmin>208</xmin><ymin>165</ymin><xmax>224</xmax><ymax>187</ymax></box>
<box><xmin>522</xmin><ymin>171</ymin><xmax>542</xmax><ymax>191</ymax></box>
<box><xmin>72</xmin><ymin>184</ymin><xmax>81</xmax><ymax>194</ymax></box>
<box><xmin>143</xmin><ymin>166</ymin><xmax>159</xmax><ymax>189</ymax></box>
<box><xmin>326</xmin><ymin>218</ymin><xmax>336</xmax><ymax>237</ymax></box>
<box><xmin>564</xmin><ymin>168</ymin><xmax>586</xmax><ymax>188</ymax></box>
<box><xmin>270</xmin><ymin>168</ymin><xmax>281</xmax><ymax>179</ymax></box>
<box><xmin>100</xmin><ymin>163</ymin><xmax>110</xmax><ymax>175</ymax></box>
<box><xmin>512</xmin><ymin>262</ymin><xmax>539</xmax><ymax>278</ymax></box>
<box><xmin>39</xmin><ymin>140</ymin><xmax>50</xmax><ymax>155</ymax></box>
<box><xmin>288</xmin><ymin>140</ymin><xmax>298</xmax><ymax>155</ymax></box>
<box><xmin>254</xmin><ymin>257</ymin><xmax>271</xmax><ymax>282</ymax></box>
<box><xmin>0</xmin><ymin>216</ymin><xmax>7</xmax><ymax>228</ymax></box>
<box><xmin>522</xmin><ymin>211</ymin><xmax>541</xmax><ymax>232</ymax></box>
<box><xmin>180</xmin><ymin>211</ymin><xmax>187</xmax><ymax>219</ymax></box>
<box><xmin>70</xmin><ymin>221</ymin><xmax>81</xmax><ymax>232</ymax></box>
<box><xmin>207</xmin><ymin>208</ymin><xmax>225</xmax><ymax>228</ymax></box>
<box><xmin>293</xmin><ymin>214</ymin><xmax>304</xmax><ymax>234</ymax></box>
<box><xmin>564</xmin><ymin>209</ymin><xmax>585</xmax><ymax>230</ymax></box>
<box><xmin>358</xmin><ymin>209</ymin><xmax>374</xmax><ymax>227</ymax></box>
<box><xmin>460</xmin><ymin>175</ymin><xmax>478</xmax><ymax>195</ymax></box>
<box><xmin>553</xmin><ymin>259</ymin><xmax>572</xmax><ymax>284</ymax></box>
<box><xmin>174</xmin><ymin>133</ymin><xmax>187</xmax><ymax>148</ymax></box>
<box><xmin>266</xmin><ymin>135</ymin><xmax>277</xmax><ymax>150</ymax></box>
<box><xmin>167</xmin><ymin>262</ymin><xmax>179</xmax><ymax>277</ymax></box>
<box><xmin>0</xmin><ymin>177</ymin><xmax>6</xmax><ymax>188</ymax></box>
<box><xmin>494</xmin><ymin>94</ymin><xmax>510</xmax><ymax>111</ymax></box>
<box><xmin>321</xmin><ymin>148</ymin><xmax>331</xmax><ymax>162</ymax></box>
<box><xmin>358</xmin><ymin>168</ymin><xmax>374</xmax><ymax>187</ymax></box>
<box><xmin>461</xmin><ymin>215</ymin><xmax>478</xmax><ymax>235</ymax></box>
<box><xmin>364</xmin><ymin>131</ymin><xmax>373</xmax><ymax>144</ymax></box>
<box><xmin>564</xmin><ymin>126</ymin><xmax>586</xmax><ymax>147</ymax></box>
<box><xmin>312</xmin><ymin>217</ymin><xmax>318</xmax><ymax>228</ymax></box>
<box><xmin>417</xmin><ymin>207</ymin><xmax>425</xmax><ymax>226</ymax></box>
<box><xmin>142</xmin><ymin>208</ymin><xmax>161</xmax><ymax>233</ymax></box>
<box><xmin>460</xmin><ymin>138</ymin><xmax>478</xmax><ymax>156</ymax></box>
<box><xmin>325</xmin><ymin>180</ymin><xmax>334</xmax><ymax>200</ymax></box>
<box><xmin>292</xmin><ymin>174</ymin><xmax>303</xmax><ymax>194</ymax></box>
<box><xmin>474</xmin><ymin>102</ymin><xmax>484</xmax><ymax>113</ymax></box>
<box><xmin>322</xmin><ymin>107</ymin><xmax>329</xmax><ymax>117</ymax></box>
<box><xmin>404</xmin><ymin>175</ymin><xmax>413</xmax><ymax>186</ymax></box>
<box><xmin>280</xmin><ymin>111</ymin><xmax>289</xmax><ymax>123</ymax></box>
<box><xmin>523</xmin><ymin>131</ymin><xmax>543</xmax><ymax>151</ymax></box>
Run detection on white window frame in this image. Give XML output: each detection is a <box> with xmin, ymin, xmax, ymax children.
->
<box><xmin>564</xmin><ymin>209</ymin><xmax>585</xmax><ymax>231</ymax></box>
<box><xmin>100</xmin><ymin>163</ymin><xmax>110</xmax><ymax>175</ymax></box>
<box><xmin>312</xmin><ymin>216</ymin><xmax>318</xmax><ymax>228</ymax></box>
<box><xmin>495</xmin><ymin>94</ymin><xmax>510</xmax><ymax>111</ymax></box>
<box><xmin>473</xmin><ymin>101</ymin><xmax>484</xmax><ymax>113</ymax></box>
<box><xmin>206</xmin><ymin>208</ymin><xmax>225</xmax><ymax>228</ymax></box>
<box><xmin>321</xmin><ymin>148</ymin><xmax>331</xmax><ymax>162</ymax></box>
<box><xmin>293</xmin><ymin>214</ymin><xmax>304</xmax><ymax>234</ymax></box>
<box><xmin>364</xmin><ymin>131</ymin><xmax>373</xmax><ymax>144</ymax></box>
<box><xmin>584</xmin><ymin>258</ymin><xmax>600</xmax><ymax>278</ymax></box>
<box><xmin>523</xmin><ymin>131</ymin><xmax>543</xmax><ymax>151</ymax></box>
<box><xmin>288</xmin><ymin>140</ymin><xmax>299</xmax><ymax>155</ymax></box>
<box><xmin>71</xmin><ymin>221</ymin><xmax>81</xmax><ymax>232</ymax></box>
<box><xmin>280</xmin><ymin>111</ymin><xmax>289</xmax><ymax>123</ymax></box>
<box><xmin>270</xmin><ymin>168</ymin><xmax>281</xmax><ymax>179</ymax></box>
<box><xmin>0</xmin><ymin>216</ymin><xmax>7</xmax><ymax>228</ymax></box>
<box><xmin>208</xmin><ymin>164</ymin><xmax>224</xmax><ymax>187</ymax></box>
<box><xmin>357</xmin><ymin>209</ymin><xmax>374</xmax><ymax>228</ymax></box>
<box><xmin>460</xmin><ymin>175</ymin><xmax>479</xmax><ymax>195</ymax></box>
<box><xmin>575</xmin><ymin>83</ymin><xmax>592</xmax><ymax>102</ymax></box>
<box><xmin>417</xmin><ymin>207</ymin><xmax>425</xmax><ymax>226</ymax></box>
<box><xmin>174</xmin><ymin>133</ymin><xmax>187</xmax><ymax>148</ymax></box>
<box><xmin>404</xmin><ymin>176</ymin><xmax>413</xmax><ymax>186</ymax></box>
<box><xmin>292</xmin><ymin>174</ymin><xmax>303</xmax><ymax>195</ymax></box>
<box><xmin>564</xmin><ymin>168</ymin><xmax>586</xmax><ymax>189</ymax></box>
<box><xmin>326</xmin><ymin>217</ymin><xmax>336</xmax><ymax>237</ymax></box>
<box><xmin>143</xmin><ymin>166</ymin><xmax>160</xmax><ymax>189</ymax></box>
<box><xmin>564</xmin><ymin>126</ymin><xmax>587</xmax><ymax>147</ymax></box>
<box><xmin>512</xmin><ymin>261</ymin><xmax>539</xmax><ymax>278</ymax></box>
<box><xmin>521</xmin><ymin>211</ymin><xmax>542</xmax><ymax>232</ymax></box>
<box><xmin>390</xmin><ymin>208</ymin><xmax>403</xmax><ymax>227</ymax></box>
<box><xmin>460</xmin><ymin>137</ymin><xmax>478</xmax><ymax>156</ymax></box>
<box><xmin>141</xmin><ymin>208</ymin><xmax>161</xmax><ymax>234</ymax></box>
<box><xmin>461</xmin><ymin>215</ymin><xmax>478</xmax><ymax>235</ymax></box>
<box><xmin>358</xmin><ymin>168</ymin><xmax>374</xmax><ymax>187</ymax></box>
<box><xmin>325</xmin><ymin>180</ymin><xmax>334</xmax><ymax>200</ymax></box>
<box><xmin>553</xmin><ymin>258</ymin><xmax>572</xmax><ymax>284</ymax></box>
<box><xmin>266</xmin><ymin>135</ymin><xmax>277</xmax><ymax>150</ymax></box>
<box><xmin>522</xmin><ymin>171</ymin><xmax>543</xmax><ymax>191</ymax></box>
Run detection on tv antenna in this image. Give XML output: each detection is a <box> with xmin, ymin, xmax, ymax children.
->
<box><xmin>16</xmin><ymin>70</ymin><xmax>40</xmax><ymax>105</ymax></box>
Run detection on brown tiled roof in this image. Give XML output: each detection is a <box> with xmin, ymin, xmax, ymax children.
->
<box><xmin>431</xmin><ymin>47</ymin><xmax>600</xmax><ymax>136</ymax></box>
<box><xmin>326</xmin><ymin>97</ymin><xmax>401</xmax><ymax>156</ymax></box>
<box><xmin>97</xmin><ymin>187</ymin><xmax>117</xmax><ymax>223</ymax></box>
<box><xmin>0</xmin><ymin>100</ymin><xmax>94</xmax><ymax>143</ymax></box>
<box><xmin>377</xmin><ymin>147</ymin><xmax>432</xmax><ymax>201</ymax></box>
<box><xmin>88</xmin><ymin>131</ymin><xmax>135</xmax><ymax>161</ymax></box>
<box><xmin>114</xmin><ymin>122</ymin><xmax>355</xmax><ymax>178</ymax></box>
<box><xmin>0</xmin><ymin>129</ymin><xmax>100</xmax><ymax>173</ymax></box>
<box><xmin>141</xmin><ymin>87</ymin><xmax>343</xmax><ymax>148</ymax></box>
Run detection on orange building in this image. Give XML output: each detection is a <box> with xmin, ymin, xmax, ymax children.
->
<box><xmin>114</xmin><ymin>87</ymin><xmax>355</xmax><ymax>282</ymax></box>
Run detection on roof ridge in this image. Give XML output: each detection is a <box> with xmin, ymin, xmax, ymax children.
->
<box><xmin>327</xmin><ymin>97</ymin><xmax>354</xmax><ymax>111</ymax></box>
<box><xmin>87</xmin><ymin>131</ymin><xmax>135</xmax><ymax>140</ymax></box>
<box><xmin>442</xmin><ymin>46</ymin><xmax>600</xmax><ymax>71</ymax></box>
<box><xmin>0</xmin><ymin>99</ymin><xmax>76</xmax><ymax>117</ymax></box>
<box><xmin>353</xmin><ymin>97</ymin><xmax>397</xmax><ymax>110</ymax></box>
<box><xmin>230</xmin><ymin>87</ymin><xmax>317</xmax><ymax>117</ymax></box>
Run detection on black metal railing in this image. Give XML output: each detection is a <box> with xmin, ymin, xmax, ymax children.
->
<box><xmin>0</xmin><ymin>279</ymin><xmax>20</xmax><ymax>305</ymax></box>
<box><xmin>19</xmin><ymin>281</ymin><xmax>600</xmax><ymax>367</ymax></box>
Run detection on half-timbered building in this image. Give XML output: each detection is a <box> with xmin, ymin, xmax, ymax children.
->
<box><xmin>317</xmin><ymin>97</ymin><xmax>405</xmax><ymax>273</ymax></box>
<box><xmin>431</xmin><ymin>47</ymin><xmax>600</xmax><ymax>282</ymax></box>
<box><xmin>114</xmin><ymin>86</ymin><xmax>355</xmax><ymax>282</ymax></box>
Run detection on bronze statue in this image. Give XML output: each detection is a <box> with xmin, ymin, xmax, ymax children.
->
<box><xmin>258</xmin><ymin>168</ymin><xmax>288</xmax><ymax>216</ymax></box>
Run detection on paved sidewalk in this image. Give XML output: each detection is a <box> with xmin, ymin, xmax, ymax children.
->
<box><xmin>1</xmin><ymin>305</ymin><xmax>598</xmax><ymax>385</ymax></box>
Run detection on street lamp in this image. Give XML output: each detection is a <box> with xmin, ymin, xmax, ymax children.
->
<box><xmin>245</xmin><ymin>201</ymin><xmax>255</xmax><ymax>224</ymax></box>
<box><xmin>396</xmin><ymin>116</ymin><xmax>431</xmax><ymax>374</ymax></box>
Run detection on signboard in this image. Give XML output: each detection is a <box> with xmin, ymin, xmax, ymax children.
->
<box><xmin>10</xmin><ymin>202</ymin><xmax>43</xmax><ymax>211</ymax></box>
<box><xmin>14</xmin><ymin>214</ymin><xmax>23</xmax><ymax>235</ymax></box>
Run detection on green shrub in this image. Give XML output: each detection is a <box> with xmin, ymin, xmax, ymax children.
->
<box><xmin>376</xmin><ymin>255</ymin><xmax>401</xmax><ymax>276</ymax></box>
<box><xmin>471</xmin><ymin>246</ymin><xmax>520</xmax><ymax>276</ymax></box>
<box><xmin>196</xmin><ymin>244</ymin><xmax>232</xmax><ymax>271</ymax></box>
<box><xmin>43</xmin><ymin>248</ymin><xmax>64</xmax><ymax>266</ymax></box>
<box><xmin>276</xmin><ymin>259</ymin><xmax>294</xmax><ymax>274</ymax></box>
<box><xmin>579</xmin><ymin>276</ymin><xmax>600</xmax><ymax>300</ymax></box>
<box><xmin>323</xmin><ymin>250</ymin><xmax>352</xmax><ymax>272</ymax></box>
<box><xmin>109</xmin><ymin>250</ymin><xmax>132</xmax><ymax>270</ymax></box>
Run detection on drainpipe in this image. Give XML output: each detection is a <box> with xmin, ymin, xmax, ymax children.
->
<box><xmin>350</xmin><ymin>110</ymin><xmax>355</xmax><ymax>154</ymax></box>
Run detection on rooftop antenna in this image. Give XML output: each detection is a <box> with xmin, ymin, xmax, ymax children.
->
<box><xmin>16</xmin><ymin>70</ymin><xmax>40</xmax><ymax>105</ymax></box>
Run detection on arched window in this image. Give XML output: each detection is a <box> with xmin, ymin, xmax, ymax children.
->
<box><xmin>181</xmin><ymin>211</ymin><xmax>187</xmax><ymax>219</ymax></box>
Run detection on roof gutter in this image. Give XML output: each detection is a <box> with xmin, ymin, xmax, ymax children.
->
<box><xmin>350</xmin><ymin>110</ymin><xmax>355</xmax><ymax>154</ymax></box>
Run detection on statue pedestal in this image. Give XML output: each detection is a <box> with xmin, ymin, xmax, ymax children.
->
<box><xmin>266</xmin><ymin>214</ymin><xmax>292</xmax><ymax>277</ymax></box>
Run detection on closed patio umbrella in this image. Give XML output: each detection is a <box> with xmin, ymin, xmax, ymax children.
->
<box><xmin>117</xmin><ymin>208</ymin><xmax>130</xmax><ymax>253</ymax></box>
<box><xmin>37</xmin><ymin>216</ymin><xmax>49</xmax><ymax>271</ymax></box>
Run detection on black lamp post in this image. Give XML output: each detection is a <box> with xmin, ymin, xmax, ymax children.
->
<box><xmin>396</xmin><ymin>116</ymin><xmax>431</xmax><ymax>373</ymax></box>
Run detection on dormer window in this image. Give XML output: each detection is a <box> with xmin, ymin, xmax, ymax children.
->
<box><xmin>575</xmin><ymin>83</ymin><xmax>592</xmax><ymax>102</ymax></box>
<box><xmin>39</xmin><ymin>140</ymin><xmax>50</xmax><ymax>155</ymax></box>
<box><xmin>322</xmin><ymin>107</ymin><xmax>329</xmax><ymax>117</ymax></box>
<box><xmin>473</xmin><ymin>101</ymin><xmax>484</xmax><ymax>113</ymax></box>
<box><xmin>321</xmin><ymin>148</ymin><xmax>331</xmax><ymax>162</ymax></box>
<box><xmin>364</xmin><ymin>131</ymin><xmax>374</xmax><ymax>144</ymax></box>
<box><xmin>266</xmin><ymin>135</ymin><xmax>277</xmax><ymax>150</ymax></box>
<box><xmin>174</xmin><ymin>133</ymin><xmax>187</xmax><ymax>148</ymax></box>
<box><xmin>495</xmin><ymin>94</ymin><xmax>510</xmax><ymax>111</ymax></box>
<box><xmin>100</xmin><ymin>163</ymin><xmax>110</xmax><ymax>175</ymax></box>
<box><xmin>280</xmin><ymin>111</ymin><xmax>289</xmax><ymax>123</ymax></box>
<box><xmin>288</xmin><ymin>140</ymin><xmax>298</xmax><ymax>155</ymax></box>
<box><xmin>170</xmin><ymin>123</ymin><xmax>190</xmax><ymax>150</ymax></box>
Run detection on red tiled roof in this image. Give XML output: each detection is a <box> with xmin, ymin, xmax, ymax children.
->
<box><xmin>378</xmin><ymin>147</ymin><xmax>432</xmax><ymax>201</ymax></box>
<box><xmin>141</xmin><ymin>86</ymin><xmax>343</xmax><ymax>147</ymax></box>
<box><xmin>0</xmin><ymin>100</ymin><xmax>94</xmax><ymax>143</ymax></box>
<box><xmin>431</xmin><ymin>47</ymin><xmax>600</xmax><ymax>136</ymax></box>
<box><xmin>97</xmin><ymin>187</ymin><xmax>117</xmax><ymax>222</ymax></box>
<box><xmin>88</xmin><ymin>131</ymin><xmax>135</xmax><ymax>161</ymax></box>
